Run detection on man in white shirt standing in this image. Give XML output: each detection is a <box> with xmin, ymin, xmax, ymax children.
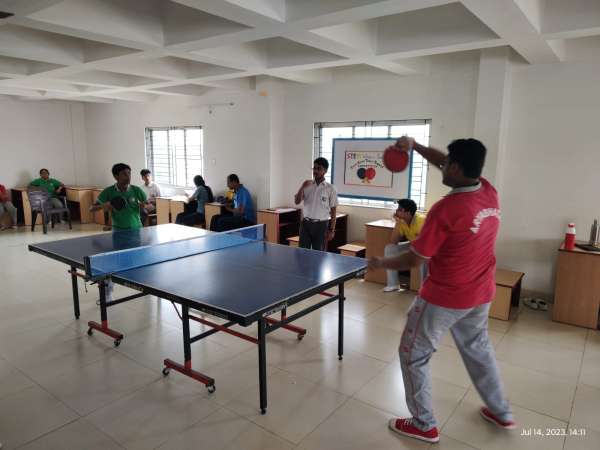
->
<box><xmin>140</xmin><ymin>169</ymin><xmax>161</xmax><ymax>224</ymax></box>
<box><xmin>294</xmin><ymin>157</ymin><xmax>338</xmax><ymax>251</ymax></box>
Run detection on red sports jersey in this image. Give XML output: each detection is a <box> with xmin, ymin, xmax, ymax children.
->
<box><xmin>411</xmin><ymin>178</ymin><xmax>500</xmax><ymax>309</ymax></box>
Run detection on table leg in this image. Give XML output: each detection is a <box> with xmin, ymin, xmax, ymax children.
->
<box><xmin>338</xmin><ymin>283</ymin><xmax>344</xmax><ymax>361</ymax></box>
<box><xmin>258</xmin><ymin>318</ymin><xmax>267</xmax><ymax>414</ymax></box>
<box><xmin>87</xmin><ymin>279</ymin><xmax>124</xmax><ymax>347</ymax></box>
<box><xmin>70</xmin><ymin>266</ymin><xmax>80</xmax><ymax>319</ymax></box>
<box><xmin>163</xmin><ymin>305</ymin><xmax>215</xmax><ymax>391</ymax></box>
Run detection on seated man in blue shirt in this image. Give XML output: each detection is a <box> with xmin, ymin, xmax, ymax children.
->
<box><xmin>210</xmin><ymin>173</ymin><xmax>256</xmax><ymax>232</ymax></box>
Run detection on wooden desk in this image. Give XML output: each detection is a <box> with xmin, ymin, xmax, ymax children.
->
<box><xmin>365</xmin><ymin>219</ymin><xmax>395</xmax><ymax>284</ymax></box>
<box><xmin>205</xmin><ymin>202</ymin><xmax>226</xmax><ymax>229</ymax></box>
<box><xmin>364</xmin><ymin>219</ymin><xmax>422</xmax><ymax>290</ymax></box>
<box><xmin>155</xmin><ymin>196</ymin><xmax>189</xmax><ymax>224</ymax></box>
<box><xmin>257</xmin><ymin>208</ymin><xmax>301</xmax><ymax>244</ymax></box>
<box><xmin>14</xmin><ymin>186</ymin><xmax>96</xmax><ymax>225</ymax></box>
<box><xmin>553</xmin><ymin>243</ymin><xmax>600</xmax><ymax>329</ymax></box>
<box><xmin>65</xmin><ymin>186</ymin><xmax>95</xmax><ymax>223</ymax></box>
<box><xmin>91</xmin><ymin>188</ymin><xmax>110</xmax><ymax>226</ymax></box>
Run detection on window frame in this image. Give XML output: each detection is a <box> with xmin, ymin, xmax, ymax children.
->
<box><xmin>313</xmin><ymin>120</ymin><xmax>431</xmax><ymax>210</ymax></box>
<box><xmin>144</xmin><ymin>126</ymin><xmax>204</xmax><ymax>189</ymax></box>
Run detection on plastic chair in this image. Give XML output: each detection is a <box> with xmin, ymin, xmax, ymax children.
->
<box><xmin>28</xmin><ymin>190</ymin><xmax>72</xmax><ymax>234</ymax></box>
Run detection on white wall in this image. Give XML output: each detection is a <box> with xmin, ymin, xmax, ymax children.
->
<box><xmin>280</xmin><ymin>53</ymin><xmax>480</xmax><ymax>240</ymax></box>
<box><xmin>498</xmin><ymin>61</ymin><xmax>600</xmax><ymax>295</ymax></box>
<box><xmin>0</xmin><ymin>98</ymin><xmax>88</xmax><ymax>188</ymax></box>
<box><xmin>84</xmin><ymin>92</ymin><xmax>271</xmax><ymax>208</ymax></box>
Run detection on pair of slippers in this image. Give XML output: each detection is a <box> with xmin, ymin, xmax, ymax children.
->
<box><xmin>523</xmin><ymin>297</ymin><xmax>548</xmax><ymax>311</ymax></box>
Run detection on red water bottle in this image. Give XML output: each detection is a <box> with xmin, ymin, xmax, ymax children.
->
<box><xmin>565</xmin><ymin>223</ymin><xmax>576</xmax><ymax>250</ymax></box>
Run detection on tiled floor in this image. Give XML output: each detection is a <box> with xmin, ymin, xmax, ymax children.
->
<box><xmin>1</xmin><ymin>224</ymin><xmax>599</xmax><ymax>449</ymax></box>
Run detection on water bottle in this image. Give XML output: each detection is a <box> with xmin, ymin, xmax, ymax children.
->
<box><xmin>565</xmin><ymin>223</ymin><xmax>576</xmax><ymax>250</ymax></box>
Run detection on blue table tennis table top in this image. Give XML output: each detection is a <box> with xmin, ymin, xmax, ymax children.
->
<box><xmin>29</xmin><ymin>224</ymin><xmax>367</xmax><ymax>325</ymax></box>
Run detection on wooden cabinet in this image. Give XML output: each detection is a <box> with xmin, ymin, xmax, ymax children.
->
<box><xmin>328</xmin><ymin>213</ymin><xmax>348</xmax><ymax>252</ymax></box>
<box><xmin>489</xmin><ymin>269</ymin><xmax>524</xmax><ymax>321</ymax></box>
<box><xmin>553</xmin><ymin>244</ymin><xmax>600</xmax><ymax>329</ymax></box>
<box><xmin>257</xmin><ymin>208</ymin><xmax>301</xmax><ymax>244</ymax></box>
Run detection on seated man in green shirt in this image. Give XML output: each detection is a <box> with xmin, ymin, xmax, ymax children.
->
<box><xmin>90</xmin><ymin>163</ymin><xmax>148</xmax><ymax>301</ymax></box>
<box><xmin>29</xmin><ymin>168</ymin><xmax>65</xmax><ymax>209</ymax></box>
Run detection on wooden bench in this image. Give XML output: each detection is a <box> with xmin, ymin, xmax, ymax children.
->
<box><xmin>489</xmin><ymin>268</ymin><xmax>524</xmax><ymax>321</ymax></box>
<box><xmin>338</xmin><ymin>242</ymin><xmax>366</xmax><ymax>257</ymax></box>
<box><xmin>287</xmin><ymin>235</ymin><xmax>299</xmax><ymax>247</ymax></box>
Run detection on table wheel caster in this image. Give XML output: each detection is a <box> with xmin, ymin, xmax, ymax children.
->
<box><xmin>114</xmin><ymin>339</ymin><xmax>121</xmax><ymax>347</ymax></box>
<box><xmin>87</xmin><ymin>328</ymin><xmax>93</xmax><ymax>336</ymax></box>
<box><xmin>207</xmin><ymin>384</ymin><xmax>216</xmax><ymax>394</ymax></box>
<box><xmin>162</xmin><ymin>367</ymin><xmax>170</xmax><ymax>376</ymax></box>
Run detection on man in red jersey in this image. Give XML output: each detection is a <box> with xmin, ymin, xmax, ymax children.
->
<box><xmin>370</xmin><ymin>137</ymin><xmax>514</xmax><ymax>444</ymax></box>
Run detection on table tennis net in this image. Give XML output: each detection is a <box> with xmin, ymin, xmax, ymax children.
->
<box><xmin>84</xmin><ymin>224</ymin><xmax>265</xmax><ymax>278</ymax></box>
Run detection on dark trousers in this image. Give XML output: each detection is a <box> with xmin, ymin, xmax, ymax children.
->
<box><xmin>299</xmin><ymin>219</ymin><xmax>329</xmax><ymax>251</ymax></box>
<box><xmin>175</xmin><ymin>211</ymin><xmax>205</xmax><ymax>227</ymax></box>
<box><xmin>211</xmin><ymin>214</ymin><xmax>253</xmax><ymax>232</ymax></box>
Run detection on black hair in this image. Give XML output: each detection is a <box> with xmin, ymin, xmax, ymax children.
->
<box><xmin>193</xmin><ymin>175</ymin><xmax>205</xmax><ymax>187</ymax></box>
<box><xmin>314</xmin><ymin>157</ymin><xmax>329</xmax><ymax>172</ymax></box>
<box><xmin>447</xmin><ymin>139</ymin><xmax>486</xmax><ymax>179</ymax></box>
<box><xmin>39</xmin><ymin>168</ymin><xmax>49</xmax><ymax>175</ymax></box>
<box><xmin>112</xmin><ymin>163</ymin><xmax>131</xmax><ymax>177</ymax></box>
<box><xmin>396</xmin><ymin>198</ymin><xmax>417</xmax><ymax>216</ymax></box>
<box><xmin>227</xmin><ymin>174</ymin><xmax>240</xmax><ymax>184</ymax></box>
<box><xmin>194</xmin><ymin>175</ymin><xmax>214</xmax><ymax>202</ymax></box>
<box><xmin>140</xmin><ymin>169</ymin><xmax>151</xmax><ymax>177</ymax></box>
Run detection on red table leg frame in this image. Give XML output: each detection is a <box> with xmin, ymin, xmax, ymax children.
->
<box><xmin>163</xmin><ymin>359</ymin><xmax>215</xmax><ymax>392</ymax></box>
<box><xmin>87</xmin><ymin>320</ymin><xmax>124</xmax><ymax>346</ymax></box>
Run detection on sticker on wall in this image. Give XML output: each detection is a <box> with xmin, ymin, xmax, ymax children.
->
<box><xmin>344</xmin><ymin>150</ymin><xmax>392</xmax><ymax>187</ymax></box>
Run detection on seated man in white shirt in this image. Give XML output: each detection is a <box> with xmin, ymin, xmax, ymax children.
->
<box><xmin>140</xmin><ymin>169</ymin><xmax>161</xmax><ymax>225</ymax></box>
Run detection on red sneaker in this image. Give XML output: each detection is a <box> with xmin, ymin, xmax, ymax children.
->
<box><xmin>388</xmin><ymin>418</ymin><xmax>440</xmax><ymax>443</ymax></box>
<box><xmin>480</xmin><ymin>407</ymin><xmax>516</xmax><ymax>429</ymax></box>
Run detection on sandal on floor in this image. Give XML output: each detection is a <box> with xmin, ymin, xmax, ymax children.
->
<box><xmin>536</xmin><ymin>299</ymin><xmax>548</xmax><ymax>311</ymax></box>
<box><xmin>523</xmin><ymin>297</ymin><xmax>539</xmax><ymax>310</ymax></box>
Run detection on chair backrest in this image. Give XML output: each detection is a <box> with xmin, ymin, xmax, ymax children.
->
<box><xmin>27</xmin><ymin>189</ymin><xmax>49</xmax><ymax>212</ymax></box>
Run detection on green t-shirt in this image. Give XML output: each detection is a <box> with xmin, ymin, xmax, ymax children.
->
<box><xmin>97</xmin><ymin>184</ymin><xmax>147</xmax><ymax>230</ymax></box>
<box><xmin>30</xmin><ymin>178</ymin><xmax>62</xmax><ymax>198</ymax></box>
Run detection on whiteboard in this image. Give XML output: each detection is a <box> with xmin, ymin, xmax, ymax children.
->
<box><xmin>331</xmin><ymin>138</ymin><xmax>411</xmax><ymax>200</ymax></box>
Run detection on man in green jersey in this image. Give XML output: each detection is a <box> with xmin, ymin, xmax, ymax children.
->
<box><xmin>91</xmin><ymin>163</ymin><xmax>148</xmax><ymax>231</ymax></box>
<box><xmin>90</xmin><ymin>163</ymin><xmax>149</xmax><ymax>301</ymax></box>
<box><xmin>29</xmin><ymin>168</ymin><xmax>66</xmax><ymax>217</ymax></box>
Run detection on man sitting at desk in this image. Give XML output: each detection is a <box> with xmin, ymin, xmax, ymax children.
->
<box><xmin>210</xmin><ymin>174</ymin><xmax>255</xmax><ymax>231</ymax></box>
<box><xmin>29</xmin><ymin>167</ymin><xmax>65</xmax><ymax>203</ymax></box>
<box><xmin>176</xmin><ymin>175</ymin><xmax>214</xmax><ymax>227</ymax></box>
<box><xmin>383</xmin><ymin>198</ymin><xmax>425</xmax><ymax>292</ymax></box>
<box><xmin>140</xmin><ymin>169</ymin><xmax>161</xmax><ymax>225</ymax></box>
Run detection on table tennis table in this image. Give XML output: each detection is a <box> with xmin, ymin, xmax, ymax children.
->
<box><xmin>29</xmin><ymin>224</ymin><xmax>366</xmax><ymax>413</ymax></box>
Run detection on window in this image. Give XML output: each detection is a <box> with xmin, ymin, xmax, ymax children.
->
<box><xmin>145</xmin><ymin>126</ymin><xmax>203</xmax><ymax>188</ymax></box>
<box><xmin>313</xmin><ymin>120</ymin><xmax>431</xmax><ymax>210</ymax></box>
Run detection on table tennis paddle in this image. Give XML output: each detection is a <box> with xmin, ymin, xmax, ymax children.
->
<box><xmin>383</xmin><ymin>146</ymin><xmax>410</xmax><ymax>173</ymax></box>
<box><xmin>110</xmin><ymin>196</ymin><xmax>127</xmax><ymax>211</ymax></box>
